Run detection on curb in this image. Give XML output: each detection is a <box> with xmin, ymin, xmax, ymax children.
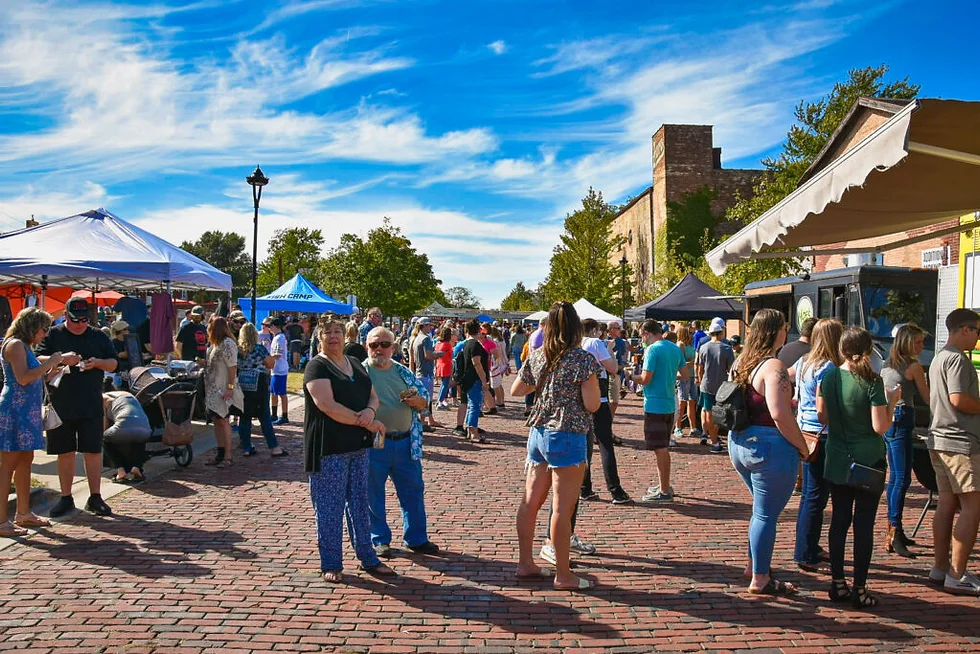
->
<box><xmin>5</xmin><ymin>486</ymin><xmax>61</xmax><ymax>518</ymax></box>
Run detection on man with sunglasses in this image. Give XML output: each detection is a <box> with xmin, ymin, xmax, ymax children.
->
<box><xmin>363</xmin><ymin>327</ymin><xmax>440</xmax><ymax>558</ymax></box>
<box><xmin>37</xmin><ymin>297</ymin><xmax>118</xmax><ymax>518</ymax></box>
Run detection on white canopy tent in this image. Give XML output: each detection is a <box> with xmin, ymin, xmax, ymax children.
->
<box><xmin>572</xmin><ymin>298</ymin><xmax>620</xmax><ymax>323</ymax></box>
<box><xmin>525</xmin><ymin>310</ymin><xmax>549</xmax><ymax>321</ymax></box>
<box><xmin>706</xmin><ymin>99</ymin><xmax>980</xmax><ymax>274</ymax></box>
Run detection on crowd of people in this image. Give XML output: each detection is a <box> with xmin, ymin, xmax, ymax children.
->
<box><xmin>2</xmin><ymin>296</ymin><xmax>979</xmax><ymax>605</ymax></box>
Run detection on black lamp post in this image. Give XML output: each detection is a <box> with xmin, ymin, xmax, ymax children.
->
<box><xmin>620</xmin><ymin>254</ymin><xmax>628</xmax><ymax>325</ymax></box>
<box><xmin>246</xmin><ymin>165</ymin><xmax>269</xmax><ymax>324</ymax></box>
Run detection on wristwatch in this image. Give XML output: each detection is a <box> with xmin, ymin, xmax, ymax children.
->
<box><xmin>226</xmin><ymin>383</ymin><xmax>236</xmax><ymax>390</ymax></box>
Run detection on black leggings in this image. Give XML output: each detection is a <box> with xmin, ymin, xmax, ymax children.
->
<box><xmin>581</xmin><ymin>402</ymin><xmax>622</xmax><ymax>495</ymax></box>
<box><xmin>828</xmin><ymin>482</ymin><xmax>881</xmax><ymax>588</ymax></box>
<box><xmin>103</xmin><ymin>441</ymin><xmax>146</xmax><ymax>472</ymax></box>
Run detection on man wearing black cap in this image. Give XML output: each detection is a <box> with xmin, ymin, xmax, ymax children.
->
<box><xmin>37</xmin><ymin>297</ymin><xmax>118</xmax><ymax>517</ymax></box>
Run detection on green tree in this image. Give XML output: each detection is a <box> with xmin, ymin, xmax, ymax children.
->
<box><xmin>257</xmin><ymin>227</ymin><xmax>325</xmax><ymax>294</ymax></box>
<box><xmin>540</xmin><ymin>187</ymin><xmax>624</xmax><ymax>312</ymax></box>
<box><xmin>500</xmin><ymin>282</ymin><xmax>537</xmax><ymax>311</ymax></box>
<box><xmin>180</xmin><ymin>231</ymin><xmax>252</xmax><ymax>299</ymax></box>
<box><xmin>443</xmin><ymin>286</ymin><xmax>481</xmax><ymax>308</ymax></box>
<box><xmin>319</xmin><ymin>218</ymin><xmax>443</xmax><ymax>317</ymax></box>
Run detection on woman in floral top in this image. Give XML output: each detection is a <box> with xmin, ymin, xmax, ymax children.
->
<box><xmin>511</xmin><ymin>301</ymin><xmax>601</xmax><ymax>591</ymax></box>
<box><xmin>237</xmin><ymin>322</ymin><xmax>287</xmax><ymax>458</ymax></box>
<box><xmin>204</xmin><ymin>317</ymin><xmax>244</xmax><ymax>468</ymax></box>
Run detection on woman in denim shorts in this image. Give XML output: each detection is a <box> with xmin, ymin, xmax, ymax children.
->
<box><xmin>511</xmin><ymin>302</ymin><xmax>601</xmax><ymax>591</ymax></box>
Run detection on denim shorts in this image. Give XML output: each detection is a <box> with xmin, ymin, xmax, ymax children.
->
<box><xmin>526</xmin><ymin>426</ymin><xmax>587</xmax><ymax>469</ymax></box>
<box><xmin>676</xmin><ymin>378</ymin><xmax>696</xmax><ymax>401</ymax></box>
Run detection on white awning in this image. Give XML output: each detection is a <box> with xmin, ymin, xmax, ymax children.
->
<box><xmin>706</xmin><ymin>99</ymin><xmax>980</xmax><ymax>274</ymax></box>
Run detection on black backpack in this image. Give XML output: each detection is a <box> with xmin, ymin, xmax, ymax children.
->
<box><xmin>452</xmin><ymin>345</ymin><xmax>466</xmax><ymax>384</ymax></box>
<box><xmin>711</xmin><ymin>357</ymin><xmax>771</xmax><ymax>433</ymax></box>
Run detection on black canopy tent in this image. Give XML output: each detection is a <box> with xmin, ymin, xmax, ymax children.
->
<box><xmin>625</xmin><ymin>273</ymin><xmax>743</xmax><ymax>321</ymax></box>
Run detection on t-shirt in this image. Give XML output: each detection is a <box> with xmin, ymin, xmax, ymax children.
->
<box><xmin>176</xmin><ymin>322</ymin><xmax>207</xmax><ymax>361</ymax></box>
<box><xmin>434</xmin><ymin>341</ymin><xmax>454</xmax><ymax>378</ymax></box>
<box><xmin>928</xmin><ymin>345</ymin><xmax>980</xmax><ymax>455</ymax></box>
<box><xmin>358</xmin><ymin>320</ymin><xmax>374</xmax><ymax>345</ymax></box>
<box><xmin>696</xmin><ymin>340</ymin><xmax>735</xmax><ymax>395</ymax></box>
<box><xmin>365</xmin><ymin>364</ymin><xmax>413</xmax><ymax>433</ymax></box>
<box><xmin>529</xmin><ymin>328</ymin><xmax>544</xmax><ymax>350</ymax></box>
<box><xmin>642</xmin><ymin>339</ymin><xmax>687</xmax><ymax>415</ymax></box>
<box><xmin>778</xmin><ymin>338</ymin><xmax>811</xmax><ymax>368</ymax></box>
<box><xmin>692</xmin><ymin>330</ymin><xmax>709</xmax><ymax>351</ymax></box>
<box><xmin>271</xmin><ymin>332</ymin><xmax>289</xmax><ymax>376</ymax></box>
<box><xmin>413</xmin><ymin>333</ymin><xmax>435</xmax><ymax>377</ymax></box>
<box><xmin>303</xmin><ymin>355</ymin><xmax>373</xmax><ymax>472</ymax></box>
<box><xmin>37</xmin><ymin>325</ymin><xmax>117</xmax><ymax>420</ymax></box>
<box><xmin>149</xmin><ymin>292</ymin><xmax>175</xmax><ymax>355</ymax></box>
<box><xmin>103</xmin><ymin>393</ymin><xmax>151</xmax><ymax>444</ymax></box>
<box><xmin>820</xmin><ymin>367</ymin><xmax>887</xmax><ymax>485</ymax></box>
<box><xmin>343</xmin><ymin>341</ymin><xmax>368</xmax><ymax>364</ymax></box>
<box><xmin>519</xmin><ymin>348</ymin><xmax>602</xmax><ymax>433</ymax></box>
<box><xmin>113</xmin><ymin>296</ymin><xmax>148</xmax><ymax>329</ymax></box>
<box><xmin>581</xmin><ymin>336</ymin><xmax>611</xmax><ymax>402</ymax></box>
<box><xmin>613</xmin><ymin>337</ymin><xmax>628</xmax><ymax>366</ymax></box>
<box><xmin>794</xmin><ymin>357</ymin><xmax>834</xmax><ymax>433</ymax></box>
<box><xmin>511</xmin><ymin>332</ymin><xmax>528</xmax><ymax>353</ymax></box>
<box><xmin>113</xmin><ymin>338</ymin><xmax>131</xmax><ymax>373</ymax></box>
<box><xmin>460</xmin><ymin>338</ymin><xmax>489</xmax><ymax>390</ymax></box>
<box><xmin>286</xmin><ymin>323</ymin><xmax>304</xmax><ymax>343</ymax></box>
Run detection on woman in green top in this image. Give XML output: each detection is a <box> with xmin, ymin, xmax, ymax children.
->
<box><xmin>817</xmin><ymin>327</ymin><xmax>898</xmax><ymax>608</ymax></box>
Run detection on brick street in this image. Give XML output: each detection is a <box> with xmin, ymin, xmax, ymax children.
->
<box><xmin>1</xmin><ymin>390</ymin><xmax>978</xmax><ymax>653</ymax></box>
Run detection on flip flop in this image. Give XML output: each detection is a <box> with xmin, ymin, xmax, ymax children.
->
<box><xmin>554</xmin><ymin>576</ymin><xmax>593</xmax><ymax>591</ymax></box>
<box><xmin>515</xmin><ymin>567</ymin><xmax>555</xmax><ymax>580</ymax></box>
<box><xmin>271</xmin><ymin>449</ymin><xmax>290</xmax><ymax>458</ymax></box>
<box><xmin>14</xmin><ymin>514</ymin><xmax>51</xmax><ymax>528</ymax></box>
<box><xmin>0</xmin><ymin>521</ymin><xmax>28</xmax><ymax>537</ymax></box>
<box><xmin>322</xmin><ymin>571</ymin><xmax>344</xmax><ymax>583</ymax></box>
<box><xmin>747</xmin><ymin>577</ymin><xmax>797</xmax><ymax>596</ymax></box>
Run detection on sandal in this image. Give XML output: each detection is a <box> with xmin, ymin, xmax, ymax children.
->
<box><xmin>515</xmin><ymin>567</ymin><xmax>555</xmax><ymax>581</ymax></box>
<box><xmin>829</xmin><ymin>579</ymin><xmax>852</xmax><ymax>603</ymax></box>
<box><xmin>747</xmin><ymin>577</ymin><xmax>797</xmax><ymax>596</ymax></box>
<box><xmin>362</xmin><ymin>562</ymin><xmax>396</xmax><ymax>577</ymax></box>
<box><xmin>0</xmin><ymin>521</ymin><xmax>28</xmax><ymax>537</ymax></box>
<box><xmin>14</xmin><ymin>513</ymin><xmax>51</xmax><ymax>528</ymax></box>
<box><xmin>851</xmin><ymin>586</ymin><xmax>878</xmax><ymax>608</ymax></box>
<box><xmin>554</xmin><ymin>576</ymin><xmax>593</xmax><ymax>591</ymax></box>
<box><xmin>798</xmin><ymin>560</ymin><xmax>831</xmax><ymax>574</ymax></box>
<box><xmin>322</xmin><ymin>570</ymin><xmax>344</xmax><ymax>583</ymax></box>
<box><xmin>242</xmin><ymin>448</ymin><xmax>258</xmax><ymax>457</ymax></box>
<box><xmin>271</xmin><ymin>449</ymin><xmax>289</xmax><ymax>458</ymax></box>
<box><xmin>205</xmin><ymin>457</ymin><xmax>224</xmax><ymax>466</ymax></box>
<box><xmin>215</xmin><ymin>459</ymin><xmax>234</xmax><ymax>468</ymax></box>
<box><xmin>129</xmin><ymin>469</ymin><xmax>145</xmax><ymax>483</ymax></box>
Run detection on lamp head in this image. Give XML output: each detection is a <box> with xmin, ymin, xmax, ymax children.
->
<box><xmin>246</xmin><ymin>165</ymin><xmax>269</xmax><ymax>187</ymax></box>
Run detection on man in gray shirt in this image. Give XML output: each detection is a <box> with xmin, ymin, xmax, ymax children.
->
<box><xmin>928</xmin><ymin>308</ymin><xmax>980</xmax><ymax>595</ymax></box>
<box><xmin>411</xmin><ymin>318</ymin><xmax>441</xmax><ymax>431</ymax></box>
<box><xmin>695</xmin><ymin>318</ymin><xmax>735</xmax><ymax>453</ymax></box>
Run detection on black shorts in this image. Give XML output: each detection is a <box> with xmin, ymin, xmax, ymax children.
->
<box><xmin>46</xmin><ymin>417</ymin><xmax>104</xmax><ymax>455</ymax></box>
<box><xmin>643</xmin><ymin>412</ymin><xmax>673</xmax><ymax>451</ymax></box>
<box><xmin>289</xmin><ymin>340</ymin><xmax>303</xmax><ymax>354</ymax></box>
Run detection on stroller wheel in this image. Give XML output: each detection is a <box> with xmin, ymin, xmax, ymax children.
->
<box><xmin>174</xmin><ymin>445</ymin><xmax>193</xmax><ymax>467</ymax></box>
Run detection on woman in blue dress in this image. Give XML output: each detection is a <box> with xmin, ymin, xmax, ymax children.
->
<box><xmin>0</xmin><ymin>308</ymin><xmax>64</xmax><ymax>536</ymax></box>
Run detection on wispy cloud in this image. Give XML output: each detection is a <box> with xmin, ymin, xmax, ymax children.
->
<box><xmin>487</xmin><ymin>40</ymin><xmax>507</xmax><ymax>55</ymax></box>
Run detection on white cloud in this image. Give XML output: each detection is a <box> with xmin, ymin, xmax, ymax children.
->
<box><xmin>487</xmin><ymin>40</ymin><xmax>507</xmax><ymax>55</ymax></box>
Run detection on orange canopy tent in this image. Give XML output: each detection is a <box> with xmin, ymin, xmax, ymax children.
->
<box><xmin>0</xmin><ymin>284</ymin><xmax>73</xmax><ymax>316</ymax></box>
<box><xmin>69</xmin><ymin>288</ymin><xmax>125</xmax><ymax>307</ymax></box>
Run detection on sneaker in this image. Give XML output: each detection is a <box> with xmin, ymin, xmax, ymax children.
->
<box><xmin>452</xmin><ymin>426</ymin><xmax>466</xmax><ymax>436</ymax></box>
<box><xmin>540</xmin><ymin>543</ymin><xmax>557</xmax><ymax>565</ymax></box>
<box><xmin>580</xmin><ymin>490</ymin><xmax>599</xmax><ymax>501</ymax></box>
<box><xmin>642</xmin><ymin>487</ymin><xmax>674</xmax><ymax>502</ymax></box>
<box><xmin>700</xmin><ymin>436</ymin><xmax>709</xmax><ymax>446</ymax></box>
<box><xmin>437</xmin><ymin>401</ymin><xmax>450</xmax><ymax>411</ymax></box>
<box><xmin>944</xmin><ymin>572</ymin><xmax>980</xmax><ymax>596</ymax></box>
<box><xmin>928</xmin><ymin>566</ymin><xmax>947</xmax><ymax>585</ymax></box>
<box><xmin>669</xmin><ymin>438</ymin><xmax>677</xmax><ymax>447</ymax></box>
<box><xmin>690</xmin><ymin>428</ymin><xmax>703</xmax><ymax>438</ymax></box>
<box><xmin>611</xmin><ymin>435</ymin><xmax>624</xmax><ymax>446</ymax></box>
<box><xmin>84</xmin><ymin>495</ymin><xmax>112</xmax><ymax>516</ymax></box>
<box><xmin>407</xmin><ymin>541</ymin><xmax>440</xmax><ymax>555</ymax></box>
<box><xmin>570</xmin><ymin>534</ymin><xmax>597</xmax><ymax>555</ymax></box>
<box><xmin>710</xmin><ymin>443</ymin><xmax>725</xmax><ymax>455</ymax></box>
<box><xmin>611</xmin><ymin>489</ymin><xmax>634</xmax><ymax>505</ymax></box>
<box><xmin>272</xmin><ymin>417</ymin><xmax>290</xmax><ymax>426</ymax></box>
<box><xmin>375</xmin><ymin>543</ymin><xmax>392</xmax><ymax>558</ymax></box>
<box><xmin>48</xmin><ymin>496</ymin><xmax>76</xmax><ymax>518</ymax></box>
<box><xmin>672</xmin><ymin>428</ymin><xmax>684</xmax><ymax>437</ymax></box>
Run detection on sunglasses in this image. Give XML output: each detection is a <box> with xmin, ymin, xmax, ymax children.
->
<box><xmin>69</xmin><ymin>316</ymin><xmax>89</xmax><ymax>323</ymax></box>
<box><xmin>368</xmin><ymin>341</ymin><xmax>393</xmax><ymax>350</ymax></box>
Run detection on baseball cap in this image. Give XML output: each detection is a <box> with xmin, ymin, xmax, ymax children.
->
<box><xmin>110</xmin><ymin>319</ymin><xmax>129</xmax><ymax>334</ymax></box>
<box><xmin>190</xmin><ymin>305</ymin><xmax>205</xmax><ymax>316</ymax></box>
<box><xmin>418</xmin><ymin>316</ymin><xmax>432</xmax><ymax>325</ymax></box>
<box><xmin>65</xmin><ymin>297</ymin><xmax>90</xmax><ymax>322</ymax></box>
<box><xmin>709</xmin><ymin>317</ymin><xmax>726</xmax><ymax>334</ymax></box>
<box><xmin>228</xmin><ymin>310</ymin><xmax>246</xmax><ymax>322</ymax></box>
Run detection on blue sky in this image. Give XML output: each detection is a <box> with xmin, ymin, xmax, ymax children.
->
<box><xmin>1</xmin><ymin>0</ymin><xmax>977</xmax><ymax>307</ymax></box>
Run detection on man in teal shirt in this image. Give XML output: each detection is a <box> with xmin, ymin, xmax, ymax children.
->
<box><xmin>631</xmin><ymin>320</ymin><xmax>688</xmax><ymax>502</ymax></box>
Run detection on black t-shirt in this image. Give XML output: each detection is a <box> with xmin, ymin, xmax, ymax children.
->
<box><xmin>176</xmin><ymin>322</ymin><xmax>207</xmax><ymax>360</ymax></box>
<box><xmin>343</xmin><ymin>341</ymin><xmax>368</xmax><ymax>363</ymax></box>
<box><xmin>286</xmin><ymin>323</ymin><xmax>304</xmax><ymax>342</ymax></box>
<box><xmin>461</xmin><ymin>338</ymin><xmax>489</xmax><ymax>390</ymax></box>
<box><xmin>304</xmin><ymin>354</ymin><xmax>373</xmax><ymax>472</ymax></box>
<box><xmin>777</xmin><ymin>339</ymin><xmax>811</xmax><ymax>368</ymax></box>
<box><xmin>37</xmin><ymin>325</ymin><xmax>117</xmax><ymax>420</ymax></box>
<box><xmin>113</xmin><ymin>338</ymin><xmax>131</xmax><ymax>373</ymax></box>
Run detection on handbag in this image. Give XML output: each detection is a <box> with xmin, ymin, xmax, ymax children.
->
<box><xmin>832</xmin><ymin>368</ymin><xmax>886</xmax><ymax>495</ymax></box>
<box><xmin>238</xmin><ymin>368</ymin><xmax>260</xmax><ymax>392</ymax></box>
<box><xmin>800</xmin><ymin>426</ymin><xmax>825</xmax><ymax>464</ymax></box>
<box><xmin>42</xmin><ymin>381</ymin><xmax>62</xmax><ymax>431</ymax></box>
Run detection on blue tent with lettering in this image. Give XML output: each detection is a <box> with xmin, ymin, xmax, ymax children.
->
<box><xmin>238</xmin><ymin>274</ymin><xmax>354</xmax><ymax>315</ymax></box>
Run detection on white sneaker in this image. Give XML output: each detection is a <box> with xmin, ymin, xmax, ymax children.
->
<box><xmin>945</xmin><ymin>572</ymin><xmax>980</xmax><ymax>596</ymax></box>
<box><xmin>539</xmin><ymin>543</ymin><xmax>556</xmax><ymax>565</ymax></box>
<box><xmin>669</xmin><ymin>438</ymin><xmax>678</xmax><ymax>447</ymax></box>
<box><xmin>672</xmin><ymin>428</ymin><xmax>683</xmax><ymax>437</ymax></box>
<box><xmin>570</xmin><ymin>534</ymin><xmax>597</xmax><ymax>555</ymax></box>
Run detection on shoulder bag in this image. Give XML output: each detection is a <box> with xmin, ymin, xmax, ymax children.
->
<box><xmin>796</xmin><ymin>359</ymin><xmax>824</xmax><ymax>463</ymax></box>
<box><xmin>42</xmin><ymin>378</ymin><xmax>63</xmax><ymax>432</ymax></box>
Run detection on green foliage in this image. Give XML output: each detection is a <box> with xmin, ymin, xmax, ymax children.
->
<box><xmin>319</xmin><ymin>218</ymin><xmax>443</xmax><ymax>317</ymax></box>
<box><xmin>869</xmin><ymin>290</ymin><xmax>926</xmax><ymax>325</ymax></box>
<box><xmin>257</xmin><ymin>227</ymin><xmax>325</xmax><ymax>294</ymax></box>
<box><xmin>540</xmin><ymin>187</ymin><xmax>625</xmax><ymax>313</ymax></box>
<box><xmin>180</xmin><ymin>230</ymin><xmax>252</xmax><ymax>300</ymax></box>
<box><xmin>665</xmin><ymin>186</ymin><xmax>717</xmax><ymax>268</ymax></box>
<box><xmin>443</xmin><ymin>286</ymin><xmax>481</xmax><ymax>309</ymax></box>
<box><xmin>500</xmin><ymin>282</ymin><xmax>538</xmax><ymax>311</ymax></box>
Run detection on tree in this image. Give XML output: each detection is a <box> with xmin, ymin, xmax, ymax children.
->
<box><xmin>500</xmin><ymin>282</ymin><xmax>537</xmax><ymax>311</ymax></box>
<box><xmin>319</xmin><ymin>218</ymin><xmax>443</xmax><ymax>317</ymax></box>
<box><xmin>180</xmin><ymin>231</ymin><xmax>252</xmax><ymax>299</ymax></box>
<box><xmin>257</xmin><ymin>227</ymin><xmax>325</xmax><ymax>294</ymax></box>
<box><xmin>443</xmin><ymin>286</ymin><xmax>480</xmax><ymax>308</ymax></box>
<box><xmin>540</xmin><ymin>187</ymin><xmax>624</xmax><ymax>312</ymax></box>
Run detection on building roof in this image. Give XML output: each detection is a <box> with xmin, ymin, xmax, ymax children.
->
<box><xmin>612</xmin><ymin>186</ymin><xmax>652</xmax><ymax>220</ymax></box>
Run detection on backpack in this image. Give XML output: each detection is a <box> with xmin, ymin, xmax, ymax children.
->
<box><xmin>711</xmin><ymin>357</ymin><xmax>771</xmax><ymax>433</ymax></box>
<box><xmin>452</xmin><ymin>345</ymin><xmax>466</xmax><ymax>384</ymax></box>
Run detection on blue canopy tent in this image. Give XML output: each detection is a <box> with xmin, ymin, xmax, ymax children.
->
<box><xmin>475</xmin><ymin>313</ymin><xmax>494</xmax><ymax>323</ymax></box>
<box><xmin>238</xmin><ymin>274</ymin><xmax>354</xmax><ymax>316</ymax></box>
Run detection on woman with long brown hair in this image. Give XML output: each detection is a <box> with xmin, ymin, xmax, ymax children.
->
<box><xmin>511</xmin><ymin>302</ymin><xmax>601</xmax><ymax>590</ymax></box>
<box><xmin>881</xmin><ymin>323</ymin><xmax>929</xmax><ymax>557</ymax></box>
<box><xmin>204</xmin><ymin>316</ymin><xmax>243</xmax><ymax>468</ymax></box>
<box><xmin>729</xmin><ymin>308</ymin><xmax>810</xmax><ymax>595</ymax></box>
<box><xmin>673</xmin><ymin>325</ymin><xmax>697</xmax><ymax>440</ymax></box>
<box><xmin>789</xmin><ymin>318</ymin><xmax>844</xmax><ymax>571</ymax></box>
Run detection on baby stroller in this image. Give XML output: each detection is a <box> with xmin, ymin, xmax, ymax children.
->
<box><xmin>129</xmin><ymin>366</ymin><xmax>198</xmax><ymax>467</ymax></box>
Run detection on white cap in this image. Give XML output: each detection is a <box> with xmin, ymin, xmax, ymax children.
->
<box><xmin>891</xmin><ymin>323</ymin><xmax>906</xmax><ymax>338</ymax></box>
<box><xmin>709</xmin><ymin>317</ymin><xmax>726</xmax><ymax>334</ymax></box>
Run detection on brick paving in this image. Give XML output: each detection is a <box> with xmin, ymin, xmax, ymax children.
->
<box><xmin>1</xmin><ymin>389</ymin><xmax>979</xmax><ymax>653</ymax></box>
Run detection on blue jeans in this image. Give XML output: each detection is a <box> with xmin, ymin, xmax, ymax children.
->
<box><xmin>438</xmin><ymin>376</ymin><xmax>452</xmax><ymax>404</ymax></box>
<box><xmin>309</xmin><ymin>450</ymin><xmax>380</xmax><ymax>572</ymax></box>
<box><xmin>464</xmin><ymin>381</ymin><xmax>483</xmax><ymax>428</ymax></box>
<box><xmin>794</xmin><ymin>438</ymin><xmax>829</xmax><ymax>564</ymax></box>
<box><xmin>729</xmin><ymin>425</ymin><xmax>800</xmax><ymax>575</ymax></box>
<box><xmin>884</xmin><ymin>405</ymin><xmax>915</xmax><ymax>528</ymax></box>
<box><xmin>368</xmin><ymin>435</ymin><xmax>429</xmax><ymax>547</ymax></box>
<box><xmin>238</xmin><ymin>378</ymin><xmax>279</xmax><ymax>452</ymax></box>
<box><xmin>513</xmin><ymin>347</ymin><xmax>523</xmax><ymax>369</ymax></box>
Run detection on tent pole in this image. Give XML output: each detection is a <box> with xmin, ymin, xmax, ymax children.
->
<box><xmin>40</xmin><ymin>275</ymin><xmax>48</xmax><ymax>311</ymax></box>
<box><xmin>908</xmin><ymin>142</ymin><xmax>980</xmax><ymax>167</ymax></box>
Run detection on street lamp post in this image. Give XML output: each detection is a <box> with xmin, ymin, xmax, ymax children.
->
<box><xmin>620</xmin><ymin>254</ymin><xmax>628</xmax><ymax>325</ymax></box>
<box><xmin>246</xmin><ymin>165</ymin><xmax>269</xmax><ymax>324</ymax></box>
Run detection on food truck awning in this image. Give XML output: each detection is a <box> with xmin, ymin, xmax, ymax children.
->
<box><xmin>706</xmin><ymin>99</ymin><xmax>980</xmax><ymax>275</ymax></box>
